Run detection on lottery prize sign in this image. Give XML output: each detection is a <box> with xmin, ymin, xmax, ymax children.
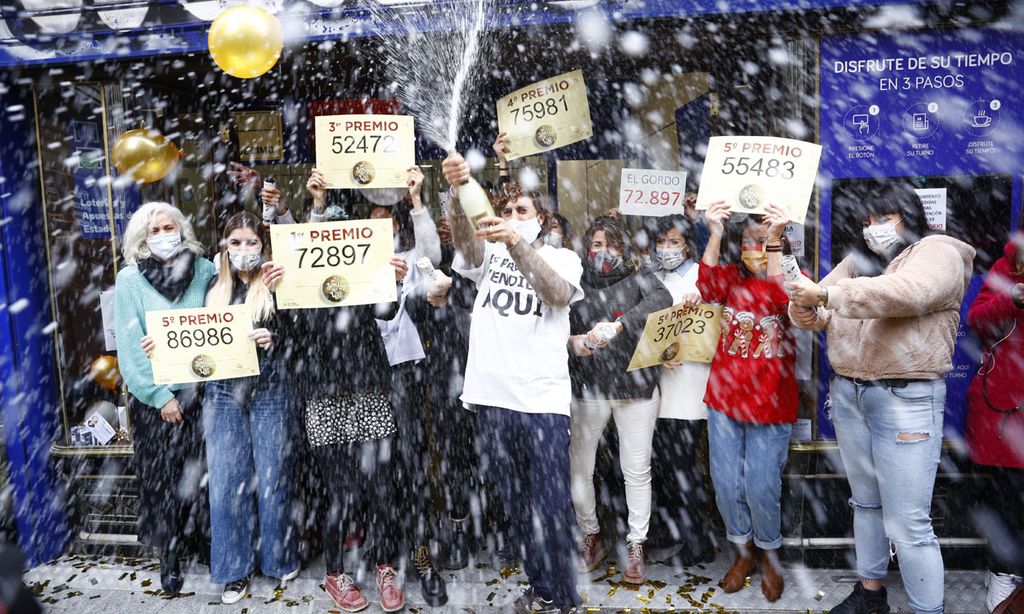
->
<box><xmin>497</xmin><ymin>69</ymin><xmax>593</xmax><ymax>161</ymax></box>
<box><xmin>270</xmin><ymin>219</ymin><xmax>397</xmax><ymax>309</ymax></box>
<box><xmin>146</xmin><ymin>304</ymin><xmax>260</xmax><ymax>385</ymax></box>
<box><xmin>314</xmin><ymin>114</ymin><xmax>415</xmax><ymax>189</ymax></box>
<box><xmin>618</xmin><ymin>169</ymin><xmax>689</xmax><ymax>216</ymax></box>
<box><xmin>627</xmin><ymin>303</ymin><xmax>724</xmax><ymax>372</ymax></box>
<box><xmin>695</xmin><ymin>136</ymin><xmax>822</xmax><ymax>222</ymax></box>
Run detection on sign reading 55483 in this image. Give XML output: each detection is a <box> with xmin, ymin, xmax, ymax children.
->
<box><xmin>696</xmin><ymin>136</ymin><xmax>822</xmax><ymax>222</ymax></box>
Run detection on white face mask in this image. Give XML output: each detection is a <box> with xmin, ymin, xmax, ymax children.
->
<box><xmin>863</xmin><ymin>222</ymin><xmax>900</xmax><ymax>256</ymax></box>
<box><xmin>147</xmin><ymin>232</ymin><xmax>183</xmax><ymax>261</ymax></box>
<box><xmin>656</xmin><ymin>247</ymin><xmax>686</xmax><ymax>271</ymax></box>
<box><xmin>510</xmin><ymin>217</ymin><xmax>542</xmax><ymax>244</ymax></box>
<box><xmin>228</xmin><ymin>249</ymin><xmax>262</xmax><ymax>272</ymax></box>
<box><xmin>544</xmin><ymin>231</ymin><xmax>563</xmax><ymax>248</ymax></box>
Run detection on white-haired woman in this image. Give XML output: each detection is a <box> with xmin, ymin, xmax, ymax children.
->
<box><xmin>114</xmin><ymin>202</ymin><xmax>215</xmax><ymax>595</ymax></box>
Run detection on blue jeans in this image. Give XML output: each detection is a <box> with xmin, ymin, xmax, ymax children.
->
<box><xmin>203</xmin><ymin>376</ymin><xmax>299</xmax><ymax>583</ymax></box>
<box><xmin>707</xmin><ymin>408</ymin><xmax>791</xmax><ymax>550</ymax></box>
<box><xmin>476</xmin><ymin>407</ymin><xmax>579</xmax><ymax>608</ymax></box>
<box><xmin>831</xmin><ymin>376</ymin><xmax>945</xmax><ymax>614</ymax></box>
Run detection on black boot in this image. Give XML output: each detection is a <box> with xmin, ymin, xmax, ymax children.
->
<box><xmin>442</xmin><ymin>517</ymin><xmax>470</xmax><ymax>570</ymax></box>
<box><xmin>831</xmin><ymin>583</ymin><xmax>890</xmax><ymax>614</ymax></box>
<box><xmin>160</xmin><ymin>543</ymin><xmax>183</xmax><ymax>595</ymax></box>
<box><xmin>414</xmin><ymin>545</ymin><xmax>448</xmax><ymax>607</ymax></box>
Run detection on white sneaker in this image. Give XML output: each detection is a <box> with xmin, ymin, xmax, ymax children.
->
<box><xmin>278</xmin><ymin>566</ymin><xmax>301</xmax><ymax>589</ymax></box>
<box><xmin>222</xmin><ymin>577</ymin><xmax>249</xmax><ymax>604</ymax></box>
<box><xmin>986</xmin><ymin>570</ymin><xmax>1022</xmax><ymax>612</ymax></box>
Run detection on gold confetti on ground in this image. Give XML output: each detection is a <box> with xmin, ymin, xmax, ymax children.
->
<box><xmin>816</xmin><ymin>591</ymin><xmax>826</xmax><ymax>601</ymax></box>
<box><xmin>499</xmin><ymin>566</ymin><xmax>520</xmax><ymax>579</ymax></box>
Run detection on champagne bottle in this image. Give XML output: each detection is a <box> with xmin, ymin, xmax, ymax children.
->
<box><xmin>456</xmin><ymin>177</ymin><xmax>494</xmax><ymax>228</ymax></box>
<box><xmin>261</xmin><ymin>177</ymin><xmax>277</xmax><ymax>226</ymax></box>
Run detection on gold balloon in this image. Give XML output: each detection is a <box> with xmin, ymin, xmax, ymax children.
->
<box><xmin>111</xmin><ymin>129</ymin><xmax>181</xmax><ymax>184</ymax></box>
<box><xmin>89</xmin><ymin>356</ymin><xmax>121</xmax><ymax>392</ymax></box>
<box><xmin>208</xmin><ymin>6</ymin><xmax>283</xmax><ymax>79</ymax></box>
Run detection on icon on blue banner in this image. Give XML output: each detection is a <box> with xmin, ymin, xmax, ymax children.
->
<box><xmin>963</xmin><ymin>99</ymin><xmax>1001</xmax><ymax>136</ymax></box>
<box><xmin>902</xmin><ymin>102</ymin><xmax>939</xmax><ymax>140</ymax></box>
<box><xmin>842</xmin><ymin>104</ymin><xmax>880</xmax><ymax>140</ymax></box>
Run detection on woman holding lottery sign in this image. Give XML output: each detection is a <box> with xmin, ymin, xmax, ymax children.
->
<box><xmin>368</xmin><ymin>166</ymin><xmax>454</xmax><ymax>605</ymax></box>
<box><xmin>786</xmin><ymin>182</ymin><xmax>974</xmax><ymax>614</ymax></box>
<box><xmin>697</xmin><ymin>200</ymin><xmax>796</xmax><ymax>601</ymax></box>
<box><xmin>442</xmin><ymin>152</ymin><xmax>584</xmax><ymax>614</ymax></box>
<box><xmin>114</xmin><ymin>202</ymin><xmax>216</xmax><ymax>595</ymax></box>
<box><xmin>565</xmin><ymin>216</ymin><xmax>672</xmax><ymax>585</ymax></box>
<box><xmin>646</xmin><ymin>215</ymin><xmax>717</xmax><ymax>568</ymax></box>
<box><xmin>176</xmin><ymin>212</ymin><xmax>300</xmax><ymax>603</ymax></box>
<box><xmin>261</xmin><ymin>237</ymin><xmax>411</xmax><ymax>612</ymax></box>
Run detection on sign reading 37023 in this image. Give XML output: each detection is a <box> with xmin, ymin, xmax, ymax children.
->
<box><xmin>695</xmin><ymin>136</ymin><xmax>822</xmax><ymax>222</ymax></box>
<box><xmin>627</xmin><ymin>303</ymin><xmax>724</xmax><ymax>372</ymax></box>
<box><xmin>497</xmin><ymin>69</ymin><xmax>593</xmax><ymax>161</ymax></box>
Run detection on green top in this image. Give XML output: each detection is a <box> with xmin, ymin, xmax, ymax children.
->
<box><xmin>113</xmin><ymin>257</ymin><xmax>216</xmax><ymax>409</ymax></box>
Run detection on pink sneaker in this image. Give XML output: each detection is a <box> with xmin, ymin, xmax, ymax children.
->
<box><xmin>376</xmin><ymin>564</ymin><xmax>405</xmax><ymax>612</ymax></box>
<box><xmin>324</xmin><ymin>573</ymin><xmax>368</xmax><ymax>612</ymax></box>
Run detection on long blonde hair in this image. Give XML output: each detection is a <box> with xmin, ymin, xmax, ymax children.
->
<box><xmin>206</xmin><ymin>212</ymin><xmax>275</xmax><ymax>323</ymax></box>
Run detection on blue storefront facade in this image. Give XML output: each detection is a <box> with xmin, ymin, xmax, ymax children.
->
<box><xmin>0</xmin><ymin>0</ymin><xmax>1018</xmax><ymax>565</ymax></box>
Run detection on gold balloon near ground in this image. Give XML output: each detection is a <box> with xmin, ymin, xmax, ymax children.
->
<box><xmin>89</xmin><ymin>356</ymin><xmax>120</xmax><ymax>392</ymax></box>
<box><xmin>111</xmin><ymin>129</ymin><xmax>181</xmax><ymax>183</ymax></box>
<box><xmin>208</xmin><ymin>6</ymin><xmax>283</xmax><ymax>79</ymax></box>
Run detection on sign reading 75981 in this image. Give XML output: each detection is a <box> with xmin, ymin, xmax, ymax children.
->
<box><xmin>496</xmin><ymin>69</ymin><xmax>593</xmax><ymax>161</ymax></box>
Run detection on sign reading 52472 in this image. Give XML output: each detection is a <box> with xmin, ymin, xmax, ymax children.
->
<box><xmin>314</xmin><ymin>114</ymin><xmax>415</xmax><ymax>189</ymax></box>
<box><xmin>695</xmin><ymin>136</ymin><xmax>822</xmax><ymax>222</ymax></box>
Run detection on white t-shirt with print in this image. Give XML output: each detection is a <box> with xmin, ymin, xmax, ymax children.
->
<box><xmin>457</xmin><ymin>240</ymin><xmax>583</xmax><ymax>415</ymax></box>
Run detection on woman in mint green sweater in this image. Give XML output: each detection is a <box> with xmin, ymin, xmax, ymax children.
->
<box><xmin>114</xmin><ymin>201</ymin><xmax>215</xmax><ymax>595</ymax></box>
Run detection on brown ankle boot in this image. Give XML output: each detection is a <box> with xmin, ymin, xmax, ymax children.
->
<box><xmin>719</xmin><ymin>541</ymin><xmax>757</xmax><ymax>592</ymax></box>
<box><xmin>759</xmin><ymin>548</ymin><xmax>784</xmax><ymax>601</ymax></box>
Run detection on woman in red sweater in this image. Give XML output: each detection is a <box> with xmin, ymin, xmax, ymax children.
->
<box><xmin>697</xmin><ymin>201</ymin><xmax>797</xmax><ymax>602</ymax></box>
<box><xmin>966</xmin><ymin>235</ymin><xmax>1024</xmax><ymax>611</ymax></box>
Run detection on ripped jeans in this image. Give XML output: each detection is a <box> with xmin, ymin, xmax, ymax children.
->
<box><xmin>831</xmin><ymin>375</ymin><xmax>945</xmax><ymax>614</ymax></box>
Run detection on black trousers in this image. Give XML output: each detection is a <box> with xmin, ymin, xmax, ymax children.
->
<box><xmin>970</xmin><ymin>463</ymin><xmax>1024</xmax><ymax>575</ymax></box>
<box><xmin>648</xmin><ymin>418</ymin><xmax>718</xmax><ymax>563</ymax></box>
<box><xmin>129</xmin><ymin>388</ymin><xmax>208</xmax><ymax>559</ymax></box>
<box><xmin>313</xmin><ymin>438</ymin><xmax>398</xmax><ymax>574</ymax></box>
